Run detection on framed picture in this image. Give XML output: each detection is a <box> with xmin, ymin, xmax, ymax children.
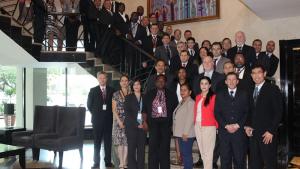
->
<box><xmin>147</xmin><ymin>0</ymin><xmax>220</xmax><ymax>25</ymax></box>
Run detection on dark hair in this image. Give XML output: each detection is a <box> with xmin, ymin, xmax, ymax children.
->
<box><xmin>155</xmin><ymin>74</ymin><xmax>167</xmax><ymax>82</ymax></box>
<box><xmin>119</xmin><ymin>74</ymin><xmax>129</xmax><ymax>81</ymax></box>
<box><xmin>150</xmin><ymin>23</ymin><xmax>158</xmax><ymax>28</ymax></box>
<box><xmin>180</xmin><ymin>82</ymin><xmax>192</xmax><ymax>91</ymax></box>
<box><xmin>199</xmin><ymin>47</ymin><xmax>209</xmax><ymax>54</ymax></box>
<box><xmin>252</xmin><ymin>39</ymin><xmax>262</xmax><ymax>45</ymax></box>
<box><xmin>131</xmin><ymin>78</ymin><xmax>142</xmax><ymax>93</ymax></box>
<box><xmin>207</xmin><ymin>52</ymin><xmax>214</xmax><ymax>58</ymax></box>
<box><xmin>199</xmin><ymin>76</ymin><xmax>214</xmax><ymax>107</ymax></box>
<box><xmin>155</xmin><ymin>58</ymin><xmax>166</xmax><ymax>66</ymax></box>
<box><xmin>184</xmin><ymin>30</ymin><xmax>192</xmax><ymax>34</ymax></box>
<box><xmin>175</xmin><ymin>67</ymin><xmax>187</xmax><ymax>82</ymax></box>
<box><xmin>234</xmin><ymin>52</ymin><xmax>245</xmax><ymax>58</ymax></box>
<box><xmin>222</xmin><ymin>37</ymin><xmax>231</xmax><ymax>44</ymax></box>
<box><xmin>180</xmin><ymin>50</ymin><xmax>188</xmax><ymax>55</ymax></box>
<box><xmin>251</xmin><ymin>64</ymin><xmax>266</xmax><ymax>72</ymax></box>
<box><xmin>212</xmin><ymin>42</ymin><xmax>222</xmax><ymax>49</ymax></box>
<box><xmin>187</xmin><ymin>37</ymin><xmax>195</xmax><ymax>43</ymax></box>
<box><xmin>225</xmin><ymin>72</ymin><xmax>239</xmax><ymax>80</ymax></box>
<box><xmin>201</xmin><ymin>40</ymin><xmax>211</xmax><ymax>48</ymax></box>
<box><xmin>162</xmin><ymin>33</ymin><xmax>170</xmax><ymax>39</ymax></box>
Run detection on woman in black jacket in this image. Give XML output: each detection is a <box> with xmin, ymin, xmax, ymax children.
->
<box><xmin>124</xmin><ymin>79</ymin><xmax>147</xmax><ymax>169</ymax></box>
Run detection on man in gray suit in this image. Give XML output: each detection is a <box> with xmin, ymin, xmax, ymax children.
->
<box><xmin>212</xmin><ymin>42</ymin><xmax>230</xmax><ymax>74</ymax></box>
<box><xmin>169</xmin><ymin>29</ymin><xmax>181</xmax><ymax>48</ymax></box>
<box><xmin>154</xmin><ymin>33</ymin><xmax>178</xmax><ymax>65</ymax></box>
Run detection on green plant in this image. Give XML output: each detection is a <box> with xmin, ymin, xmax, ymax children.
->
<box><xmin>0</xmin><ymin>66</ymin><xmax>17</xmax><ymax>103</ymax></box>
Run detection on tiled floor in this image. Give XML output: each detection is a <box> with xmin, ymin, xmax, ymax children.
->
<box><xmin>0</xmin><ymin>139</ymin><xmax>202</xmax><ymax>169</ymax></box>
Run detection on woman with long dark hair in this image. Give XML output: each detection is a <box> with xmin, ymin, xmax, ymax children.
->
<box><xmin>194</xmin><ymin>76</ymin><xmax>218</xmax><ymax>169</ymax></box>
<box><xmin>124</xmin><ymin>79</ymin><xmax>147</xmax><ymax>169</ymax></box>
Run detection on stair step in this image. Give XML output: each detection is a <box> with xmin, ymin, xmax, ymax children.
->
<box><xmin>39</xmin><ymin>51</ymin><xmax>86</xmax><ymax>62</ymax></box>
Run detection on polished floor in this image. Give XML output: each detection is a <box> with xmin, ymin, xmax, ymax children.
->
<box><xmin>0</xmin><ymin>140</ymin><xmax>202</xmax><ymax>169</ymax></box>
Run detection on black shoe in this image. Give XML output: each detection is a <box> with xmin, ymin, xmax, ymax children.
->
<box><xmin>91</xmin><ymin>163</ymin><xmax>99</xmax><ymax>169</ymax></box>
<box><xmin>193</xmin><ymin>160</ymin><xmax>204</xmax><ymax>168</ymax></box>
<box><xmin>213</xmin><ymin>163</ymin><xmax>218</xmax><ymax>169</ymax></box>
<box><xmin>105</xmin><ymin>163</ymin><xmax>114</xmax><ymax>168</ymax></box>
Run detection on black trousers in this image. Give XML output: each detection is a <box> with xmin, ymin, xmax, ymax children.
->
<box><xmin>92</xmin><ymin>121</ymin><xmax>112</xmax><ymax>165</ymax></box>
<box><xmin>148</xmin><ymin>119</ymin><xmax>171</xmax><ymax>169</ymax></box>
<box><xmin>64</xmin><ymin>17</ymin><xmax>80</xmax><ymax>51</ymax></box>
<box><xmin>127</xmin><ymin>128</ymin><xmax>147</xmax><ymax>169</ymax></box>
<box><xmin>32</xmin><ymin>11</ymin><xmax>45</xmax><ymax>43</ymax></box>
<box><xmin>219</xmin><ymin>130</ymin><xmax>247</xmax><ymax>169</ymax></box>
<box><xmin>249</xmin><ymin>134</ymin><xmax>277</xmax><ymax>169</ymax></box>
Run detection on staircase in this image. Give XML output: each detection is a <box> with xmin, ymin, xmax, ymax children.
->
<box><xmin>0</xmin><ymin>0</ymin><xmax>132</xmax><ymax>88</ymax></box>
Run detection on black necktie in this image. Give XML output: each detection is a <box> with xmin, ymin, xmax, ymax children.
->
<box><xmin>230</xmin><ymin>91</ymin><xmax>234</xmax><ymax>99</ymax></box>
<box><xmin>165</xmin><ymin>46</ymin><xmax>171</xmax><ymax>60</ymax></box>
<box><xmin>213</xmin><ymin>58</ymin><xmax>217</xmax><ymax>70</ymax></box>
<box><xmin>253</xmin><ymin>87</ymin><xmax>259</xmax><ymax>104</ymax></box>
<box><xmin>238</xmin><ymin>46</ymin><xmax>242</xmax><ymax>52</ymax></box>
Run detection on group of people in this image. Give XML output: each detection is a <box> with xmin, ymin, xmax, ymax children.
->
<box><xmin>87</xmin><ymin>32</ymin><xmax>282</xmax><ymax>169</ymax></box>
<box><xmin>83</xmin><ymin>1</ymin><xmax>283</xmax><ymax>169</ymax></box>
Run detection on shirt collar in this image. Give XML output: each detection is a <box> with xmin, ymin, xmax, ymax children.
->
<box><xmin>228</xmin><ymin>87</ymin><xmax>237</xmax><ymax>95</ymax></box>
<box><xmin>214</xmin><ymin>55</ymin><xmax>221</xmax><ymax>60</ymax></box>
<box><xmin>255</xmin><ymin>80</ymin><xmax>265</xmax><ymax>91</ymax></box>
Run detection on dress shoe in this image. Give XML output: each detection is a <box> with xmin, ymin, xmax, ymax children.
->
<box><xmin>193</xmin><ymin>160</ymin><xmax>204</xmax><ymax>168</ymax></box>
<box><xmin>91</xmin><ymin>163</ymin><xmax>99</xmax><ymax>169</ymax></box>
<box><xmin>213</xmin><ymin>163</ymin><xmax>219</xmax><ymax>169</ymax></box>
<box><xmin>105</xmin><ymin>163</ymin><xmax>114</xmax><ymax>168</ymax></box>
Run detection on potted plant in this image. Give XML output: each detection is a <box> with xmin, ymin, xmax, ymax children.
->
<box><xmin>3</xmin><ymin>85</ymin><xmax>16</xmax><ymax>128</ymax></box>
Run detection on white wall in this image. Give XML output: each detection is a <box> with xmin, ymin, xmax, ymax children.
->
<box><xmin>123</xmin><ymin>0</ymin><xmax>300</xmax><ymax>82</ymax></box>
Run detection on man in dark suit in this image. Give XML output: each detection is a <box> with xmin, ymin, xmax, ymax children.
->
<box><xmin>186</xmin><ymin>37</ymin><xmax>199</xmax><ymax>63</ymax></box>
<box><xmin>154</xmin><ymin>33</ymin><xmax>178</xmax><ymax>65</ymax></box>
<box><xmin>184</xmin><ymin>30</ymin><xmax>200</xmax><ymax>51</ymax></box>
<box><xmin>143</xmin><ymin>75</ymin><xmax>178</xmax><ymax>169</ymax></box>
<box><xmin>252</xmin><ymin>39</ymin><xmax>262</xmax><ymax>59</ymax></box>
<box><xmin>193</xmin><ymin>55</ymin><xmax>224</xmax><ymax>95</ymax></box>
<box><xmin>146</xmin><ymin>59</ymin><xmax>174</xmax><ymax>92</ymax></box>
<box><xmin>222</xmin><ymin>38</ymin><xmax>232</xmax><ymax>58</ymax></box>
<box><xmin>215</xmin><ymin>72</ymin><xmax>249</xmax><ymax>169</ymax></box>
<box><xmin>32</xmin><ymin>0</ymin><xmax>46</xmax><ymax>44</ymax></box>
<box><xmin>128</xmin><ymin>12</ymin><xmax>147</xmax><ymax>44</ymax></box>
<box><xmin>113</xmin><ymin>2</ymin><xmax>129</xmax><ymax>36</ymax></box>
<box><xmin>170</xmin><ymin>50</ymin><xmax>198</xmax><ymax>79</ymax></box>
<box><xmin>227</xmin><ymin>31</ymin><xmax>256</xmax><ymax>68</ymax></box>
<box><xmin>256</xmin><ymin>40</ymin><xmax>279</xmax><ymax>78</ymax></box>
<box><xmin>169</xmin><ymin>29</ymin><xmax>181</xmax><ymax>48</ymax></box>
<box><xmin>142</xmin><ymin>23</ymin><xmax>162</xmax><ymax>56</ymax></box>
<box><xmin>87</xmin><ymin>71</ymin><xmax>115</xmax><ymax>168</ymax></box>
<box><xmin>245</xmin><ymin>64</ymin><xmax>282</xmax><ymax>169</ymax></box>
<box><xmin>212</xmin><ymin>42</ymin><xmax>230</xmax><ymax>74</ymax></box>
<box><xmin>234</xmin><ymin>52</ymin><xmax>254</xmax><ymax>94</ymax></box>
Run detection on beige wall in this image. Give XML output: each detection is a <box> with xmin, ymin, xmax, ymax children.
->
<box><xmin>123</xmin><ymin>0</ymin><xmax>300</xmax><ymax>81</ymax></box>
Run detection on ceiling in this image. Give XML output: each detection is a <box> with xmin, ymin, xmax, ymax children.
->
<box><xmin>242</xmin><ymin>0</ymin><xmax>300</xmax><ymax>20</ymax></box>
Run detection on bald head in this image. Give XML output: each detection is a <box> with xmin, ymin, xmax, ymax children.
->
<box><xmin>266</xmin><ymin>40</ymin><xmax>275</xmax><ymax>53</ymax></box>
<box><xmin>235</xmin><ymin>31</ymin><xmax>246</xmax><ymax>46</ymax></box>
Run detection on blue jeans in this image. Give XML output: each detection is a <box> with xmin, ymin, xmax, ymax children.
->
<box><xmin>178</xmin><ymin>137</ymin><xmax>195</xmax><ymax>169</ymax></box>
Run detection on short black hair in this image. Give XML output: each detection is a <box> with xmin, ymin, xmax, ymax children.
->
<box><xmin>222</xmin><ymin>38</ymin><xmax>231</xmax><ymax>43</ymax></box>
<box><xmin>251</xmin><ymin>64</ymin><xmax>266</xmax><ymax>73</ymax></box>
<box><xmin>162</xmin><ymin>33</ymin><xmax>170</xmax><ymax>39</ymax></box>
<box><xmin>180</xmin><ymin>82</ymin><xmax>192</xmax><ymax>91</ymax></box>
<box><xmin>155</xmin><ymin>59</ymin><xmax>166</xmax><ymax>66</ymax></box>
<box><xmin>252</xmin><ymin>39</ymin><xmax>262</xmax><ymax>45</ymax></box>
<box><xmin>235</xmin><ymin>52</ymin><xmax>244</xmax><ymax>58</ymax></box>
<box><xmin>184</xmin><ymin>30</ymin><xmax>192</xmax><ymax>34</ymax></box>
<box><xmin>155</xmin><ymin>74</ymin><xmax>167</xmax><ymax>81</ymax></box>
<box><xmin>212</xmin><ymin>42</ymin><xmax>222</xmax><ymax>49</ymax></box>
<box><xmin>226</xmin><ymin>72</ymin><xmax>239</xmax><ymax>80</ymax></box>
<box><xmin>150</xmin><ymin>23</ymin><xmax>158</xmax><ymax>28</ymax></box>
<box><xmin>187</xmin><ymin>37</ymin><xmax>195</xmax><ymax>43</ymax></box>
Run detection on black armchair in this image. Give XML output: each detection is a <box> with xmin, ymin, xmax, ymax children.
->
<box><xmin>34</xmin><ymin>106</ymin><xmax>86</xmax><ymax>169</ymax></box>
<box><xmin>11</xmin><ymin>105</ymin><xmax>58</xmax><ymax>160</ymax></box>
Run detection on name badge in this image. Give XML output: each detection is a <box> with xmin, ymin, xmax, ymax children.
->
<box><xmin>102</xmin><ymin>104</ymin><xmax>107</xmax><ymax>110</ymax></box>
<box><xmin>137</xmin><ymin>113</ymin><xmax>142</xmax><ymax>124</ymax></box>
<box><xmin>158</xmin><ymin>106</ymin><xmax>163</xmax><ymax>114</ymax></box>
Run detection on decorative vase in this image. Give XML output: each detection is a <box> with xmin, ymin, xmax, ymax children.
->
<box><xmin>4</xmin><ymin>103</ymin><xmax>15</xmax><ymax>128</ymax></box>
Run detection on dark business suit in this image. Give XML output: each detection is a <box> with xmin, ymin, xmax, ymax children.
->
<box><xmin>187</xmin><ymin>48</ymin><xmax>199</xmax><ymax>63</ymax></box>
<box><xmin>142</xmin><ymin>35</ymin><xmax>163</xmax><ymax>56</ymax></box>
<box><xmin>236</xmin><ymin>67</ymin><xmax>254</xmax><ymax>95</ymax></box>
<box><xmin>32</xmin><ymin>0</ymin><xmax>46</xmax><ymax>43</ymax></box>
<box><xmin>130</xmin><ymin>24</ymin><xmax>147</xmax><ymax>44</ymax></box>
<box><xmin>145</xmin><ymin>72</ymin><xmax>174</xmax><ymax>92</ymax></box>
<box><xmin>154</xmin><ymin>45</ymin><xmax>178</xmax><ymax>65</ymax></box>
<box><xmin>227</xmin><ymin>44</ymin><xmax>256</xmax><ymax>68</ymax></box>
<box><xmin>215</xmin><ymin>88</ymin><xmax>249</xmax><ymax>169</ymax></box>
<box><xmin>169</xmin><ymin>60</ymin><xmax>198</xmax><ymax>80</ymax></box>
<box><xmin>248</xmin><ymin>82</ymin><xmax>282</xmax><ymax>169</ymax></box>
<box><xmin>113</xmin><ymin>12</ymin><xmax>129</xmax><ymax>35</ymax></box>
<box><xmin>256</xmin><ymin>52</ymin><xmax>279</xmax><ymax>77</ymax></box>
<box><xmin>124</xmin><ymin>94</ymin><xmax>147</xmax><ymax>169</ymax></box>
<box><xmin>192</xmin><ymin>71</ymin><xmax>225</xmax><ymax>95</ymax></box>
<box><xmin>143</xmin><ymin>88</ymin><xmax>178</xmax><ymax>169</ymax></box>
<box><xmin>87</xmin><ymin>85</ymin><xmax>115</xmax><ymax>165</ymax></box>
